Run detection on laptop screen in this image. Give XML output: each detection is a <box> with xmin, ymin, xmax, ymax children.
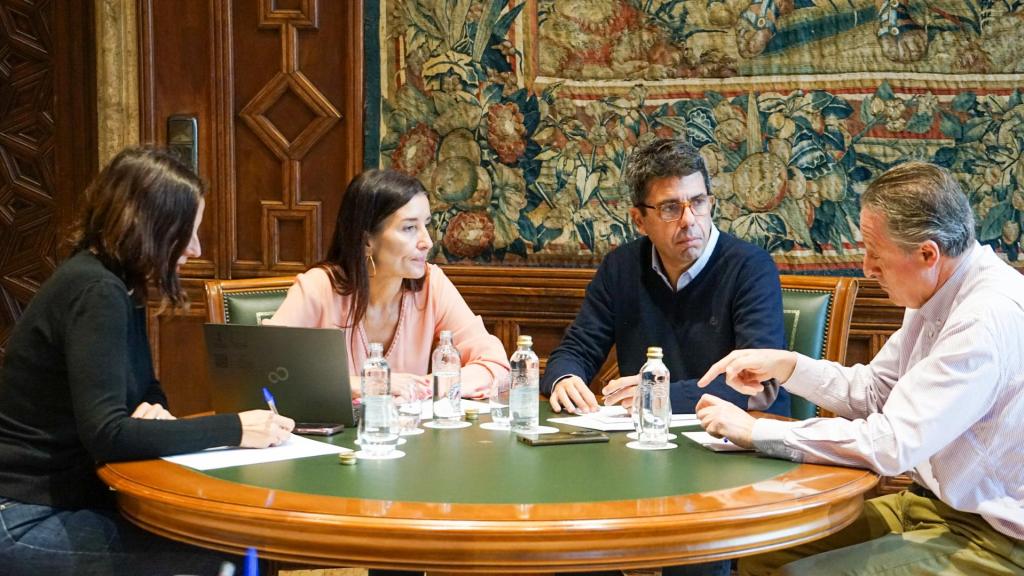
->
<box><xmin>203</xmin><ymin>324</ymin><xmax>355</xmax><ymax>427</ymax></box>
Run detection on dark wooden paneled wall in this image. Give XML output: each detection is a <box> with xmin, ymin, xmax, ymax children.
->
<box><xmin>137</xmin><ymin>1</ymin><xmax>901</xmax><ymax>414</ymax></box>
<box><xmin>0</xmin><ymin>0</ymin><xmax>96</xmax><ymax>358</ymax></box>
<box><xmin>139</xmin><ymin>0</ymin><xmax>363</xmax><ymax>414</ymax></box>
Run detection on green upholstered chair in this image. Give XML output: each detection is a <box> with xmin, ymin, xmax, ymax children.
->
<box><xmin>204</xmin><ymin>276</ymin><xmax>295</xmax><ymax>325</ymax></box>
<box><xmin>780</xmin><ymin>275</ymin><xmax>859</xmax><ymax>419</ymax></box>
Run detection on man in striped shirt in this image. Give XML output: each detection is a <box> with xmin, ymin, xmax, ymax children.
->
<box><xmin>696</xmin><ymin>161</ymin><xmax>1024</xmax><ymax>575</ymax></box>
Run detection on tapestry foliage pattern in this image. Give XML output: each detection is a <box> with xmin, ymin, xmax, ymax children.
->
<box><xmin>369</xmin><ymin>0</ymin><xmax>1024</xmax><ymax>271</ymax></box>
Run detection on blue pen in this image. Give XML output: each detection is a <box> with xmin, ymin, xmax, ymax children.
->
<box><xmin>262</xmin><ymin>387</ymin><xmax>279</xmax><ymax>416</ymax></box>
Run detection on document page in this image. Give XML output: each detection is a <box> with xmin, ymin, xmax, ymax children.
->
<box><xmin>548</xmin><ymin>405</ymin><xmax>699</xmax><ymax>431</ymax></box>
<box><xmin>162</xmin><ymin>434</ymin><xmax>351</xmax><ymax>471</ymax></box>
<box><xmin>681</xmin><ymin>431</ymin><xmax>754</xmax><ymax>452</ymax></box>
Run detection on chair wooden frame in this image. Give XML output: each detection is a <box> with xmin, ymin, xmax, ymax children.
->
<box><xmin>203</xmin><ymin>276</ymin><xmax>296</xmax><ymax>324</ymax></box>
<box><xmin>779</xmin><ymin>274</ymin><xmax>859</xmax><ymax>365</ymax></box>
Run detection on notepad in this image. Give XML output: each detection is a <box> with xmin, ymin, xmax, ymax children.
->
<box><xmin>680</xmin><ymin>431</ymin><xmax>754</xmax><ymax>452</ymax></box>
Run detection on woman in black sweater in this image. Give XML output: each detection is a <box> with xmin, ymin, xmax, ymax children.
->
<box><xmin>0</xmin><ymin>148</ymin><xmax>294</xmax><ymax>575</ymax></box>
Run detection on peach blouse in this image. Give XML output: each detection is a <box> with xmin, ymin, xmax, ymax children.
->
<box><xmin>265</xmin><ymin>264</ymin><xmax>509</xmax><ymax>398</ymax></box>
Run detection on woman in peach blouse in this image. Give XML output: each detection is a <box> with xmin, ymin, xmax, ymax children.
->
<box><xmin>266</xmin><ymin>169</ymin><xmax>509</xmax><ymax>400</ymax></box>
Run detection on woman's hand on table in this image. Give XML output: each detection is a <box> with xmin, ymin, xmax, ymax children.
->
<box><xmin>238</xmin><ymin>410</ymin><xmax>295</xmax><ymax>448</ymax></box>
<box><xmin>131</xmin><ymin>402</ymin><xmax>175</xmax><ymax>420</ymax></box>
<box><xmin>391</xmin><ymin>372</ymin><xmax>432</xmax><ymax>401</ymax></box>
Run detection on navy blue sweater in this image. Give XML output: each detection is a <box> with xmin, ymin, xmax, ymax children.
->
<box><xmin>541</xmin><ymin>234</ymin><xmax>790</xmax><ymax>415</ymax></box>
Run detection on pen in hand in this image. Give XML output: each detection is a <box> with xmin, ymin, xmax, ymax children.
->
<box><xmin>262</xmin><ymin>387</ymin><xmax>279</xmax><ymax>416</ymax></box>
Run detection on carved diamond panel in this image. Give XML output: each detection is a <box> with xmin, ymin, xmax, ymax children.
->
<box><xmin>240</xmin><ymin>71</ymin><xmax>339</xmax><ymax>161</ymax></box>
<box><xmin>0</xmin><ymin>0</ymin><xmax>56</xmax><ymax>354</ymax></box>
<box><xmin>0</xmin><ymin>2</ymin><xmax>48</xmax><ymax>57</ymax></box>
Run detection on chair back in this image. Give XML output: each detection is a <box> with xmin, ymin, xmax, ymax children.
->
<box><xmin>204</xmin><ymin>276</ymin><xmax>296</xmax><ymax>325</ymax></box>
<box><xmin>779</xmin><ymin>275</ymin><xmax>859</xmax><ymax>418</ymax></box>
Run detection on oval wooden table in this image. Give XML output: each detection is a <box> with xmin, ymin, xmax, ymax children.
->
<box><xmin>98</xmin><ymin>412</ymin><xmax>877</xmax><ymax>573</ymax></box>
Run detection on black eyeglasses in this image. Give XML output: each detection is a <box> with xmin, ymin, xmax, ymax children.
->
<box><xmin>636</xmin><ymin>195</ymin><xmax>714</xmax><ymax>222</ymax></box>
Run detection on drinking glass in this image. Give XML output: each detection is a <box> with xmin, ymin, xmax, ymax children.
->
<box><xmin>357</xmin><ymin>395</ymin><xmax>399</xmax><ymax>456</ymax></box>
<box><xmin>395</xmin><ymin>388</ymin><xmax>423</xmax><ymax>436</ymax></box>
<box><xmin>488</xmin><ymin>375</ymin><xmax>511</xmax><ymax>429</ymax></box>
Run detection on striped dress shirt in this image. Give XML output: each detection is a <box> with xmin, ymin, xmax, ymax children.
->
<box><xmin>753</xmin><ymin>243</ymin><xmax>1024</xmax><ymax>540</ymax></box>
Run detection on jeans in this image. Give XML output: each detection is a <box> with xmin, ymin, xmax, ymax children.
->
<box><xmin>0</xmin><ymin>496</ymin><xmax>237</xmax><ymax>576</ymax></box>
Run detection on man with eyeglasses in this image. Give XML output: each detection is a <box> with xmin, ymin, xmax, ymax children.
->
<box><xmin>541</xmin><ymin>138</ymin><xmax>787</xmax><ymax>576</ymax></box>
<box><xmin>542</xmin><ymin>137</ymin><xmax>789</xmax><ymax>422</ymax></box>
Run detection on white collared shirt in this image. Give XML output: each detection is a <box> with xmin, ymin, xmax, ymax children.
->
<box><xmin>753</xmin><ymin>244</ymin><xmax>1024</xmax><ymax>540</ymax></box>
<box><xmin>651</xmin><ymin>226</ymin><xmax>720</xmax><ymax>291</ymax></box>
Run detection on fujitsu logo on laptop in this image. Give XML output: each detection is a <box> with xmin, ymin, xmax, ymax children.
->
<box><xmin>267</xmin><ymin>366</ymin><xmax>289</xmax><ymax>385</ymax></box>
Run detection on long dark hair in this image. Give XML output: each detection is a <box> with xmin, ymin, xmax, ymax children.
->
<box><xmin>319</xmin><ymin>169</ymin><xmax>427</xmax><ymax>330</ymax></box>
<box><xmin>68</xmin><ymin>147</ymin><xmax>205</xmax><ymax>306</ymax></box>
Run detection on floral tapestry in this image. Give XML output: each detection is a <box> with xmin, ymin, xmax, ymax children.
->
<box><xmin>365</xmin><ymin>0</ymin><xmax>1024</xmax><ymax>272</ymax></box>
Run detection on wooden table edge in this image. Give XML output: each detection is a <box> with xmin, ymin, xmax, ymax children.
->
<box><xmin>99</xmin><ymin>459</ymin><xmax>878</xmax><ymax>571</ymax></box>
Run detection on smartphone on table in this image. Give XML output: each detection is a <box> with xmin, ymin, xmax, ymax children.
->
<box><xmin>294</xmin><ymin>422</ymin><xmax>345</xmax><ymax>436</ymax></box>
<box><xmin>518</xmin><ymin>430</ymin><xmax>609</xmax><ymax>446</ymax></box>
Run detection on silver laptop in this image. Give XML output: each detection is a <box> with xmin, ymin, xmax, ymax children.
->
<box><xmin>203</xmin><ymin>324</ymin><xmax>355</xmax><ymax>427</ymax></box>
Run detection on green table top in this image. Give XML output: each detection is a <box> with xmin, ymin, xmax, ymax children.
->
<box><xmin>206</xmin><ymin>406</ymin><xmax>798</xmax><ymax>505</ymax></box>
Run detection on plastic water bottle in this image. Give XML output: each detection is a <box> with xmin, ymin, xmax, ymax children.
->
<box><xmin>509</xmin><ymin>335</ymin><xmax>539</xmax><ymax>432</ymax></box>
<box><xmin>358</xmin><ymin>342</ymin><xmax>399</xmax><ymax>456</ymax></box>
<box><xmin>637</xmin><ymin>346</ymin><xmax>671</xmax><ymax>447</ymax></box>
<box><xmin>431</xmin><ymin>330</ymin><xmax>463</xmax><ymax>427</ymax></box>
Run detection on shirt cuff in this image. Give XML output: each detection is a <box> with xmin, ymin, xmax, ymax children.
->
<box><xmin>752</xmin><ymin>418</ymin><xmax>804</xmax><ymax>462</ymax></box>
<box><xmin>780</xmin><ymin>354</ymin><xmax>821</xmax><ymax>399</ymax></box>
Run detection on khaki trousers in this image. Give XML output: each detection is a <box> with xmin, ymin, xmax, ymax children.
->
<box><xmin>740</xmin><ymin>491</ymin><xmax>1024</xmax><ymax>575</ymax></box>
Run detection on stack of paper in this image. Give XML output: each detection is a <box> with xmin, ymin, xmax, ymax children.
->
<box><xmin>548</xmin><ymin>405</ymin><xmax>699</xmax><ymax>432</ymax></box>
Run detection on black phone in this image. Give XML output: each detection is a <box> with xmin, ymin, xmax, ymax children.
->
<box><xmin>518</xmin><ymin>430</ymin><xmax>609</xmax><ymax>446</ymax></box>
<box><xmin>294</xmin><ymin>423</ymin><xmax>345</xmax><ymax>436</ymax></box>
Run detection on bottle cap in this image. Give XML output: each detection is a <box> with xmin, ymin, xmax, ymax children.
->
<box><xmin>338</xmin><ymin>452</ymin><xmax>357</xmax><ymax>465</ymax></box>
<box><xmin>440</xmin><ymin>330</ymin><xmax>453</xmax><ymax>340</ymax></box>
<box><xmin>368</xmin><ymin>342</ymin><xmax>384</xmax><ymax>355</ymax></box>
<box><xmin>646</xmin><ymin>346</ymin><xmax>663</xmax><ymax>358</ymax></box>
<box><xmin>516</xmin><ymin>335</ymin><xmax>533</xmax><ymax>347</ymax></box>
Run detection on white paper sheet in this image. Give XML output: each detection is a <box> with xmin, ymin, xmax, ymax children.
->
<box><xmin>548</xmin><ymin>405</ymin><xmax>699</xmax><ymax>432</ymax></box>
<box><xmin>680</xmin><ymin>431</ymin><xmax>753</xmax><ymax>452</ymax></box>
<box><xmin>421</xmin><ymin>398</ymin><xmax>490</xmax><ymax>420</ymax></box>
<box><xmin>162</xmin><ymin>434</ymin><xmax>351</xmax><ymax>471</ymax></box>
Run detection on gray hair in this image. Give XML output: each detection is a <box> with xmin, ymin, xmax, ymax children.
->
<box><xmin>861</xmin><ymin>161</ymin><xmax>974</xmax><ymax>257</ymax></box>
<box><xmin>623</xmin><ymin>138</ymin><xmax>711</xmax><ymax>206</ymax></box>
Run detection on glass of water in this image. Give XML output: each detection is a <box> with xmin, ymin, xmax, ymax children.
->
<box><xmin>357</xmin><ymin>395</ymin><xmax>400</xmax><ymax>457</ymax></box>
<box><xmin>488</xmin><ymin>375</ymin><xmax>511</xmax><ymax>429</ymax></box>
<box><xmin>395</xmin><ymin>388</ymin><xmax>423</xmax><ymax>436</ymax></box>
